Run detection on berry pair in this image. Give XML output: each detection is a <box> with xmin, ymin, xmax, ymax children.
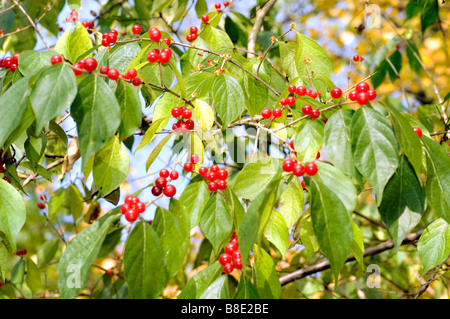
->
<box><xmin>66</xmin><ymin>10</ymin><xmax>78</xmax><ymax>23</ymax></box>
<box><xmin>15</xmin><ymin>249</ymin><xmax>27</xmax><ymax>256</ymax></box>
<box><xmin>261</xmin><ymin>108</ymin><xmax>283</xmax><ymax>119</ymax></box>
<box><xmin>283</xmin><ymin>159</ymin><xmax>318</xmax><ymax>176</ymax></box>
<box><xmin>102</xmin><ymin>29</ymin><xmax>118</xmax><ymax>47</ymax></box>
<box><xmin>147</xmin><ymin>48</ymin><xmax>172</xmax><ymax>64</ymax></box>
<box><xmin>219</xmin><ymin>233</ymin><xmax>242</xmax><ymax>274</ymax></box>
<box><xmin>348</xmin><ymin>82</ymin><xmax>377</xmax><ymax>105</ymax></box>
<box><xmin>1</xmin><ymin>53</ymin><xmax>19</xmax><ymax>72</ymax></box>
<box><xmin>280</xmin><ymin>96</ymin><xmax>296</xmax><ymax>107</ymax></box>
<box><xmin>186</xmin><ymin>26</ymin><xmax>198</xmax><ymax>42</ymax></box>
<box><xmin>301</xmin><ymin>104</ymin><xmax>321</xmax><ymax>119</ymax></box>
<box><xmin>172</xmin><ymin>107</ymin><xmax>194</xmax><ymax>133</ymax></box>
<box><xmin>353</xmin><ymin>55</ymin><xmax>364</xmax><ymax>62</ymax></box>
<box><xmin>72</xmin><ymin>57</ymin><xmax>98</xmax><ymax>75</ymax></box>
<box><xmin>81</xmin><ymin>21</ymin><xmax>95</xmax><ymax>34</ymax></box>
<box><xmin>151</xmin><ymin>170</ymin><xmax>177</xmax><ymax>198</ymax></box>
<box><xmin>120</xmin><ymin>196</ymin><xmax>146</xmax><ymax>222</ymax></box>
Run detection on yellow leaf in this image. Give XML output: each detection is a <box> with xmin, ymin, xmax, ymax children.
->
<box><xmin>271</xmin><ymin>122</ymin><xmax>287</xmax><ymax>140</ymax></box>
<box><xmin>193</xmin><ymin>99</ymin><xmax>214</xmax><ymax>130</ymax></box>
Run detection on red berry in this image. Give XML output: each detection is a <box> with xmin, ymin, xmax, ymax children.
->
<box><xmin>186</xmin><ymin>34</ymin><xmax>194</xmax><ymax>42</ymax></box>
<box><xmin>301</xmin><ymin>180</ymin><xmax>306</xmax><ymax>189</ymax></box>
<box><xmin>190</xmin><ymin>153</ymin><xmax>199</xmax><ymax>164</ymax></box>
<box><xmin>280</xmin><ymin>98</ymin><xmax>287</xmax><ymax>105</ymax></box>
<box><xmin>101</xmin><ymin>37</ymin><xmax>110</xmax><ymax>47</ymax></box>
<box><xmin>305</xmin><ymin>162</ymin><xmax>318</xmax><ymax>176</ymax></box>
<box><xmin>108</xmin><ymin>32</ymin><xmax>118</xmax><ymax>44</ymax></box>
<box><xmin>287</xmin><ymin>96</ymin><xmax>296</xmax><ymax>106</ymax></box>
<box><xmin>234</xmin><ymin>258</ymin><xmax>243</xmax><ymax>270</ymax></box>
<box><xmin>50</xmin><ymin>55</ymin><xmax>62</xmax><ymax>65</ymax></box>
<box><xmin>202</xmin><ymin>15</ymin><xmax>209</xmax><ymax>23</ymax></box>
<box><xmin>290</xmin><ymin>140</ymin><xmax>295</xmax><ymax>150</ymax></box>
<box><xmin>207</xmin><ymin>171</ymin><xmax>218</xmax><ymax>181</ymax></box>
<box><xmin>125</xmin><ymin>196</ymin><xmax>139</xmax><ymax>205</ymax></box>
<box><xmin>83</xmin><ymin>57</ymin><xmax>97</xmax><ymax>72</ymax></box>
<box><xmin>125</xmin><ymin>209</ymin><xmax>139</xmax><ymax>222</ymax></box>
<box><xmin>217</xmin><ymin>169</ymin><xmax>228</xmax><ymax>180</ymax></box>
<box><xmin>126</xmin><ymin>68</ymin><xmax>137</xmax><ymax>79</ymax></box>
<box><xmin>215</xmin><ymin>3</ymin><xmax>221</xmax><ymax>10</ymax></box>
<box><xmin>296</xmin><ymin>86</ymin><xmax>306</xmax><ymax>96</ymax></box>
<box><xmin>136</xmin><ymin>202</ymin><xmax>146</xmax><ymax>213</ymax></box>
<box><xmin>132</xmin><ymin>78</ymin><xmax>141</xmax><ymax>86</ymax></box>
<box><xmin>120</xmin><ymin>203</ymin><xmax>130</xmax><ymax>214</ymax></box>
<box><xmin>99</xmin><ymin>65</ymin><xmax>109</xmax><ymax>75</ymax></box>
<box><xmin>310</xmin><ymin>109</ymin><xmax>320</xmax><ymax>119</ymax></box>
<box><xmin>10</xmin><ymin>64</ymin><xmax>17</xmax><ymax>72</ymax></box>
<box><xmin>148</xmin><ymin>27</ymin><xmax>162</xmax><ymax>42</ymax></box>
<box><xmin>132</xmin><ymin>25</ymin><xmax>142</xmax><ymax>35</ymax></box>
<box><xmin>159</xmin><ymin>169</ymin><xmax>169</xmax><ymax>178</ymax></box>
<box><xmin>356</xmin><ymin>82</ymin><xmax>370</xmax><ymax>92</ymax></box>
<box><xmin>310</xmin><ymin>91</ymin><xmax>318</xmax><ymax>99</ymax></box>
<box><xmin>72</xmin><ymin>63</ymin><xmax>83</xmax><ymax>75</ymax></box>
<box><xmin>82</xmin><ymin>21</ymin><xmax>89</xmax><ymax>28</ymax></box>
<box><xmin>316</xmin><ymin>151</ymin><xmax>321</xmax><ymax>159</ymax></box>
<box><xmin>37</xmin><ymin>202</ymin><xmax>45</xmax><ymax>209</ymax></box>
<box><xmin>224</xmin><ymin>1</ymin><xmax>230</xmax><ymax>6</ymax></box>
<box><xmin>106</xmin><ymin>269</ymin><xmax>114</xmax><ymax>276</ymax></box>
<box><xmin>288</xmin><ymin>85</ymin><xmax>296</xmax><ymax>93</ymax></box>
<box><xmin>147</xmin><ymin>50</ymin><xmax>159</xmax><ymax>63</ymax></box>
<box><xmin>231</xmin><ymin>250</ymin><xmax>241</xmax><ymax>261</ymax></box>
<box><xmin>225</xmin><ymin>242</ymin><xmax>238</xmax><ymax>254</ymax></box>
<box><xmin>223</xmin><ymin>263</ymin><xmax>234</xmax><ymax>274</ymax></box>
<box><xmin>185</xmin><ymin>119</ymin><xmax>194</xmax><ymax>130</ymax></box>
<box><xmin>169</xmin><ymin>171</ymin><xmax>179</xmax><ymax>180</ymax></box>
<box><xmin>190</xmin><ymin>26</ymin><xmax>198</xmax><ymax>34</ymax></box>
<box><xmin>107</xmin><ymin>69</ymin><xmax>119</xmax><ymax>80</ymax></box>
<box><xmin>161</xmin><ymin>47</ymin><xmax>172</xmax><ymax>58</ymax></box>
<box><xmin>367</xmin><ymin>89</ymin><xmax>377</xmax><ymax>100</ymax></box>
<box><xmin>190</xmin><ymin>33</ymin><xmax>198</xmax><ymax>42</ymax></box>
<box><xmin>219</xmin><ymin>253</ymin><xmax>232</xmax><ymax>266</ymax></box>
<box><xmin>208</xmin><ymin>181</ymin><xmax>218</xmax><ymax>192</ymax></box>
<box><xmin>217</xmin><ymin>180</ymin><xmax>227</xmax><ymax>190</ymax></box>
<box><xmin>210</xmin><ymin>165</ymin><xmax>219</xmax><ymax>173</ymax></box>
<box><xmin>179</xmin><ymin>123</ymin><xmax>190</xmax><ymax>133</ymax></box>
<box><xmin>171</xmin><ymin>107</ymin><xmax>182</xmax><ymax>118</ymax></box>
<box><xmin>182</xmin><ymin>108</ymin><xmax>192</xmax><ymax>119</ymax></box>
<box><xmin>12</xmin><ymin>53</ymin><xmax>19</xmax><ymax>64</ymax></box>
<box><xmin>151</xmin><ymin>186</ymin><xmax>163</xmax><ymax>196</ymax></box>
<box><xmin>199</xmin><ymin>167</ymin><xmax>208</xmax><ymax>176</ymax></box>
<box><xmin>40</xmin><ymin>194</ymin><xmax>47</xmax><ymax>201</ymax></box>
<box><xmin>349</xmin><ymin>90</ymin><xmax>357</xmax><ymax>101</ymax></box>
<box><xmin>356</xmin><ymin>92</ymin><xmax>370</xmax><ymax>105</ymax></box>
<box><xmin>302</xmin><ymin>104</ymin><xmax>312</xmax><ymax>115</ymax></box>
<box><xmin>413</xmin><ymin>127</ymin><xmax>422</xmax><ymax>138</ymax></box>
<box><xmin>3</xmin><ymin>57</ymin><xmax>12</xmax><ymax>69</ymax></box>
<box><xmin>163</xmin><ymin>38</ymin><xmax>171</xmax><ymax>46</ymax></box>
<box><xmin>282</xmin><ymin>159</ymin><xmax>294</xmax><ymax>172</ymax></box>
<box><xmin>184</xmin><ymin>162</ymin><xmax>193</xmax><ymax>172</ymax></box>
<box><xmin>293</xmin><ymin>164</ymin><xmax>305</xmax><ymax>177</ymax></box>
<box><xmin>273</xmin><ymin>108</ymin><xmax>282</xmax><ymax>118</ymax></box>
<box><xmin>159</xmin><ymin>51</ymin><xmax>171</xmax><ymax>64</ymax></box>
<box><xmin>261</xmin><ymin>108</ymin><xmax>272</xmax><ymax>119</ymax></box>
<box><xmin>163</xmin><ymin>185</ymin><xmax>176</xmax><ymax>197</ymax></box>
<box><xmin>331</xmin><ymin>88</ymin><xmax>342</xmax><ymax>99</ymax></box>
<box><xmin>109</xmin><ymin>29</ymin><xmax>118</xmax><ymax>36</ymax></box>
<box><xmin>305</xmin><ymin>89</ymin><xmax>312</xmax><ymax>96</ymax></box>
<box><xmin>353</xmin><ymin>55</ymin><xmax>360</xmax><ymax>62</ymax></box>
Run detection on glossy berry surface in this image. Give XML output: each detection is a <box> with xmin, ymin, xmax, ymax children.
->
<box><xmin>148</xmin><ymin>27</ymin><xmax>162</xmax><ymax>42</ymax></box>
<box><xmin>305</xmin><ymin>162</ymin><xmax>318</xmax><ymax>176</ymax></box>
<box><xmin>132</xmin><ymin>25</ymin><xmax>142</xmax><ymax>34</ymax></box>
<box><xmin>163</xmin><ymin>185</ymin><xmax>176</xmax><ymax>197</ymax></box>
<box><xmin>413</xmin><ymin>127</ymin><xmax>423</xmax><ymax>138</ymax></box>
<box><xmin>331</xmin><ymin>87</ymin><xmax>342</xmax><ymax>99</ymax></box>
<box><xmin>309</xmin><ymin>109</ymin><xmax>320</xmax><ymax>119</ymax></box>
<box><xmin>261</xmin><ymin>108</ymin><xmax>272</xmax><ymax>119</ymax></box>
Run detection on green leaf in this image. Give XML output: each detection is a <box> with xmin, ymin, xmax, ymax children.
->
<box><xmin>254</xmin><ymin>246</ymin><xmax>281</xmax><ymax>299</ymax></box>
<box><xmin>199</xmin><ymin>193</ymin><xmax>233</xmax><ymax>254</ymax></box>
<box><xmin>294</xmin><ymin>119</ymin><xmax>324</xmax><ymax>163</ymax></box>
<box><xmin>379</xmin><ymin>156</ymin><xmax>425</xmax><ymax>251</ymax></box>
<box><xmin>279</xmin><ymin>41</ymin><xmax>300</xmax><ymax>79</ymax></box>
<box><xmin>201</xmin><ymin>24</ymin><xmax>233</xmax><ymax>51</ymax></box>
<box><xmin>0</xmin><ymin>179</ymin><xmax>26</xmax><ymax>251</ymax></box>
<box><xmin>244</xmin><ymin>59</ymin><xmax>269</xmax><ymax>116</ymax></box>
<box><xmin>115</xmin><ymin>80</ymin><xmax>142</xmax><ymax>139</ymax></box>
<box><xmin>264</xmin><ymin>209</ymin><xmax>289</xmax><ymax>256</ymax></box>
<box><xmin>297</xmin><ymin>210</ymin><xmax>320</xmax><ymax>260</ymax></box>
<box><xmin>153</xmin><ymin>208</ymin><xmax>188</xmax><ymax>278</ymax></box>
<box><xmin>351</xmin><ymin>220</ymin><xmax>365</xmax><ymax>270</ymax></box>
<box><xmin>421</xmin><ymin>0</ymin><xmax>438</xmax><ymax>32</ymax></box>
<box><xmin>54</xmin><ymin>23</ymin><xmax>93</xmax><ymax>63</ymax></box>
<box><xmin>212</xmin><ymin>74</ymin><xmax>246</xmax><ymax>128</ymax></box>
<box><xmin>193</xmin><ymin>99</ymin><xmax>214</xmax><ymax>131</ymax></box>
<box><xmin>179</xmin><ymin>181</ymin><xmax>210</xmax><ymax>229</ymax></box>
<box><xmin>93</xmin><ymin>136</ymin><xmax>130</xmax><ymax>197</ymax></box>
<box><xmin>371</xmin><ymin>59</ymin><xmax>388</xmax><ymax>89</ymax></box>
<box><xmin>71</xmin><ymin>75</ymin><xmax>121</xmax><ymax>170</ymax></box>
<box><xmin>324</xmin><ymin>109</ymin><xmax>360</xmax><ymax>179</ymax></box>
<box><xmin>0</xmin><ymin>77</ymin><xmax>31</xmax><ymax>147</ymax></box>
<box><xmin>351</xmin><ymin>107</ymin><xmax>399</xmax><ymax>206</ymax></box>
<box><xmin>422</xmin><ymin>137</ymin><xmax>450</xmax><ymax>224</ymax></box>
<box><xmin>406</xmin><ymin>42</ymin><xmax>422</xmax><ymax>75</ymax></box>
<box><xmin>199</xmin><ymin>275</ymin><xmax>230</xmax><ymax>299</ymax></box>
<box><xmin>30</xmin><ymin>63</ymin><xmax>77</xmax><ymax>134</ymax></box>
<box><xmin>58</xmin><ymin>211</ymin><xmax>120</xmax><ymax>299</ymax></box>
<box><xmin>25</xmin><ymin>257</ymin><xmax>42</xmax><ymax>295</ymax></box>
<box><xmin>123</xmin><ymin>221</ymin><xmax>168</xmax><ymax>299</ymax></box>
<box><xmin>177</xmin><ymin>263</ymin><xmax>222</xmax><ymax>299</ymax></box>
<box><xmin>135</xmin><ymin>117</ymin><xmax>170</xmax><ymax>152</ymax></box>
<box><xmin>418</xmin><ymin>219</ymin><xmax>450</xmax><ymax>275</ymax></box>
<box><xmin>48</xmin><ymin>184</ymin><xmax>84</xmax><ymax>221</ymax></box>
<box><xmin>109</xmin><ymin>43</ymin><xmax>141</xmax><ymax>75</ymax></box>
<box><xmin>145</xmin><ymin>133</ymin><xmax>174</xmax><ymax>170</ymax></box>
<box><xmin>233</xmin><ymin>277</ymin><xmax>260</xmax><ymax>299</ymax></box>
<box><xmin>233</xmin><ymin>158</ymin><xmax>282</xmax><ymax>201</ymax></box>
<box><xmin>18</xmin><ymin>50</ymin><xmax>54</xmax><ymax>77</ymax></box>
<box><xmin>11</xmin><ymin>259</ymin><xmax>26</xmax><ymax>287</ymax></box>
<box><xmin>308</xmin><ymin>162</ymin><xmax>356</xmax><ymax>280</ymax></box>
<box><xmin>37</xmin><ymin>238</ymin><xmax>59</xmax><ymax>267</ymax></box>
<box><xmin>24</xmin><ymin>131</ymin><xmax>47</xmax><ymax>171</ymax></box>
<box><xmin>387</xmin><ymin>50</ymin><xmax>402</xmax><ymax>82</ymax></box>
<box><xmin>224</xmin><ymin>187</ymin><xmax>245</xmax><ymax>232</ymax></box>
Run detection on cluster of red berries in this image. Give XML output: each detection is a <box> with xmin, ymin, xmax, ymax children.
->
<box><xmin>151</xmin><ymin>169</ymin><xmax>178</xmax><ymax>198</ymax></box>
<box><xmin>214</xmin><ymin>1</ymin><xmax>230</xmax><ymax>12</ymax></box>
<box><xmin>353</xmin><ymin>55</ymin><xmax>365</xmax><ymax>62</ymax></box>
<box><xmin>147</xmin><ymin>47</ymin><xmax>172</xmax><ymax>64</ymax></box>
<box><xmin>37</xmin><ymin>194</ymin><xmax>47</xmax><ymax>209</ymax></box>
<box><xmin>101</xmin><ymin>29</ymin><xmax>119</xmax><ymax>47</ymax></box>
<box><xmin>15</xmin><ymin>249</ymin><xmax>27</xmax><ymax>256</ymax></box>
<box><xmin>120</xmin><ymin>196</ymin><xmax>146</xmax><ymax>222</ymax></box>
<box><xmin>66</xmin><ymin>10</ymin><xmax>78</xmax><ymax>23</ymax></box>
<box><xmin>184</xmin><ymin>159</ymin><xmax>229</xmax><ymax>192</ymax></box>
<box><xmin>0</xmin><ymin>53</ymin><xmax>19</xmax><ymax>73</ymax></box>
<box><xmin>348</xmin><ymin>81</ymin><xmax>377</xmax><ymax>105</ymax></box>
<box><xmin>171</xmin><ymin>106</ymin><xmax>194</xmax><ymax>133</ymax></box>
<box><xmin>186</xmin><ymin>26</ymin><xmax>199</xmax><ymax>42</ymax></box>
<box><xmin>219</xmin><ymin>232</ymin><xmax>242</xmax><ymax>274</ymax></box>
<box><xmin>301</xmin><ymin>104</ymin><xmax>321</xmax><ymax>119</ymax></box>
<box><xmin>81</xmin><ymin>20</ymin><xmax>96</xmax><ymax>34</ymax></box>
<box><xmin>282</xmin><ymin>158</ymin><xmax>318</xmax><ymax>176</ymax></box>
<box><xmin>72</xmin><ymin>57</ymin><xmax>98</xmax><ymax>75</ymax></box>
<box><xmin>290</xmin><ymin>85</ymin><xmax>320</xmax><ymax>99</ymax></box>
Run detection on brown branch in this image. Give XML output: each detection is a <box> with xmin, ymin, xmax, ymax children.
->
<box><xmin>279</xmin><ymin>230</ymin><xmax>424</xmax><ymax>286</ymax></box>
<box><xmin>13</xmin><ymin>0</ymin><xmax>50</xmax><ymax>50</ymax></box>
<box><xmin>248</xmin><ymin>0</ymin><xmax>277</xmax><ymax>58</ymax></box>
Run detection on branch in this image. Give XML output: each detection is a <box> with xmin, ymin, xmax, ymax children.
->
<box><xmin>279</xmin><ymin>230</ymin><xmax>424</xmax><ymax>286</ymax></box>
<box><xmin>13</xmin><ymin>0</ymin><xmax>50</xmax><ymax>50</ymax></box>
<box><xmin>248</xmin><ymin>0</ymin><xmax>277</xmax><ymax>58</ymax></box>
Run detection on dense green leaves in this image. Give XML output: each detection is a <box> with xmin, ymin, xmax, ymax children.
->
<box><xmin>418</xmin><ymin>219</ymin><xmax>450</xmax><ymax>275</ymax></box>
<box><xmin>115</xmin><ymin>80</ymin><xmax>142</xmax><ymax>139</ymax></box>
<box><xmin>123</xmin><ymin>221</ymin><xmax>168</xmax><ymax>299</ymax></box>
<box><xmin>179</xmin><ymin>181</ymin><xmax>210</xmax><ymax>229</ymax></box>
<box><xmin>178</xmin><ymin>263</ymin><xmax>222</xmax><ymax>299</ymax></box>
<box><xmin>199</xmin><ymin>275</ymin><xmax>230</xmax><ymax>299</ymax></box>
<box><xmin>54</xmin><ymin>23</ymin><xmax>93</xmax><ymax>63</ymax></box>
<box><xmin>351</xmin><ymin>107</ymin><xmax>399</xmax><ymax>205</ymax></box>
<box><xmin>212</xmin><ymin>74</ymin><xmax>246</xmax><ymax>128</ymax></box>
<box><xmin>71</xmin><ymin>75</ymin><xmax>121</xmax><ymax>169</ymax></box>
<box><xmin>58</xmin><ymin>211</ymin><xmax>120</xmax><ymax>299</ymax></box>
<box><xmin>18</xmin><ymin>50</ymin><xmax>54</xmax><ymax>77</ymax></box>
<box><xmin>48</xmin><ymin>184</ymin><xmax>84</xmax><ymax>221</ymax></box>
<box><xmin>254</xmin><ymin>246</ymin><xmax>281</xmax><ymax>299</ymax></box>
